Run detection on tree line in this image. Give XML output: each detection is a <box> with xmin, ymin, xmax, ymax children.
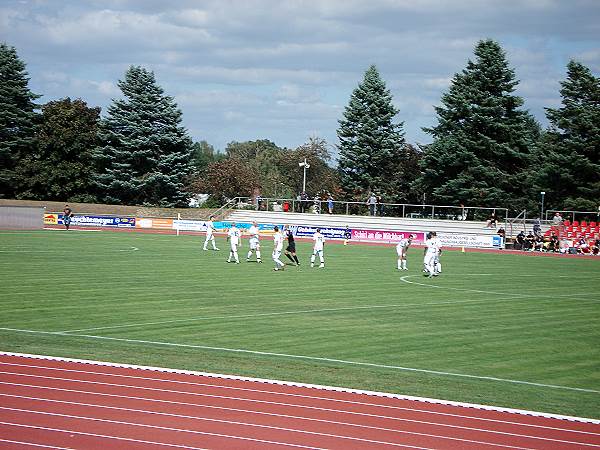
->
<box><xmin>1</xmin><ymin>39</ymin><xmax>598</xmax><ymax>213</ymax></box>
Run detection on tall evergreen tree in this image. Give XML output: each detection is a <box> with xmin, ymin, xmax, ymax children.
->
<box><xmin>96</xmin><ymin>66</ymin><xmax>193</xmax><ymax>207</ymax></box>
<box><xmin>416</xmin><ymin>39</ymin><xmax>539</xmax><ymax>211</ymax></box>
<box><xmin>532</xmin><ymin>61</ymin><xmax>600</xmax><ymax>212</ymax></box>
<box><xmin>16</xmin><ymin>98</ymin><xmax>100</xmax><ymax>202</ymax></box>
<box><xmin>0</xmin><ymin>43</ymin><xmax>40</xmax><ymax>198</ymax></box>
<box><xmin>337</xmin><ymin>65</ymin><xmax>406</xmax><ymax>201</ymax></box>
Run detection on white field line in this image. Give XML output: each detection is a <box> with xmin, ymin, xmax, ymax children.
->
<box><xmin>4</xmin><ymin>361</ymin><xmax>599</xmax><ymax>436</ymax></box>
<box><xmin>58</xmin><ymin>295</ymin><xmax>528</xmax><ymax>333</ymax></box>
<box><xmin>1</xmin><ymin>329</ymin><xmax>599</xmax><ymax>395</ymax></box>
<box><xmin>57</xmin><ymin>290</ymin><xmax>599</xmax><ymax>333</ymax></box>
<box><xmin>0</xmin><ymin>406</ymin><xmax>438</xmax><ymax>450</ymax></box>
<box><xmin>2</xmin><ymin>392</ymin><xmax>582</xmax><ymax>449</ymax></box>
<box><xmin>4</xmin><ymin>351</ymin><xmax>600</xmax><ymax>425</ymax></box>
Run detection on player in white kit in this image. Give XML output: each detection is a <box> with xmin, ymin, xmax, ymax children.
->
<box><xmin>272</xmin><ymin>226</ymin><xmax>285</xmax><ymax>271</ymax></box>
<box><xmin>226</xmin><ymin>222</ymin><xmax>241</xmax><ymax>264</ymax></box>
<box><xmin>246</xmin><ymin>221</ymin><xmax>262</xmax><ymax>263</ymax></box>
<box><xmin>423</xmin><ymin>231</ymin><xmax>442</xmax><ymax>277</ymax></box>
<box><xmin>310</xmin><ymin>228</ymin><xmax>326</xmax><ymax>268</ymax></box>
<box><xmin>203</xmin><ymin>215</ymin><xmax>219</xmax><ymax>251</ymax></box>
<box><xmin>396</xmin><ymin>234</ymin><xmax>414</xmax><ymax>270</ymax></box>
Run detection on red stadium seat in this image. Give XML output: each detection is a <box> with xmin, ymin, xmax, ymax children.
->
<box><xmin>590</xmin><ymin>222</ymin><xmax>597</xmax><ymax>228</ymax></box>
<box><xmin>564</xmin><ymin>220</ymin><xmax>570</xmax><ymax>226</ymax></box>
<box><xmin>573</xmin><ymin>221</ymin><xmax>579</xmax><ymax>227</ymax></box>
<box><xmin>581</xmin><ymin>221</ymin><xmax>587</xmax><ymax>227</ymax></box>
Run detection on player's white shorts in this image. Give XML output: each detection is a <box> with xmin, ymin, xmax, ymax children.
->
<box><xmin>230</xmin><ymin>242</ymin><xmax>238</xmax><ymax>252</ymax></box>
<box><xmin>424</xmin><ymin>252</ymin><xmax>436</xmax><ymax>267</ymax></box>
<box><xmin>250</xmin><ymin>237</ymin><xmax>260</xmax><ymax>250</ymax></box>
<box><xmin>205</xmin><ymin>233</ymin><xmax>214</xmax><ymax>241</ymax></box>
<box><xmin>312</xmin><ymin>249</ymin><xmax>323</xmax><ymax>256</ymax></box>
<box><xmin>272</xmin><ymin>250</ymin><xmax>281</xmax><ymax>260</ymax></box>
<box><xmin>396</xmin><ymin>246</ymin><xmax>407</xmax><ymax>257</ymax></box>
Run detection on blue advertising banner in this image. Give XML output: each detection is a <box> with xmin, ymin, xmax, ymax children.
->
<box><xmin>215</xmin><ymin>222</ymin><xmax>281</xmax><ymax>232</ymax></box>
<box><xmin>290</xmin><ymin>225</ymin><xmax>348</xmax><ymax>239</ymax></box>
<box><xmin>59</xmin><ymin>214</ymin><xmax>136</xmax><ymax>228</ymax></box>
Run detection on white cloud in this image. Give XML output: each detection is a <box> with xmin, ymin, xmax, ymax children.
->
<box><xmin>2</xmin><ymin>0</ymin><xmax>599</xmax><ymax>150</ymax></box>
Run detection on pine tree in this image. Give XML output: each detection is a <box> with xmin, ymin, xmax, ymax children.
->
<box><xmin>533</xmin><ymin>61</ymin><xmax>600</xmax><ymax>212</ymax></box>
<box><xmin>416</xmin><ymin>39</ymin><xmax>539</xmax><ymax>211</ymax></box>
<box><xmin>96</xmin><ymin>66</ymin><xmax>194</xmax><ymax>207</ymax></box>
<box><xmin>16</xmin><ymin>98</ymin><xmax>100</xmax><ymax>201</ymax></box>
<box><xmin>337</xmin><ymin>65</ymin><xmax>406</xmax><ymax>201</ymax></box>
<box><xmin>0</xmin><ymin>43</ymin><xmax>40</xmax><ymax>198</ymax></box>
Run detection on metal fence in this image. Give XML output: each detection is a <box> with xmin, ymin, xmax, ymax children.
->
<box><xmin>228</xmin><ymin>196</ymin><xmax>508</xmax><ymax>223</ymax></box>
<box><xmin>545</xmin><ymin>209</ymin><xmax>600</xmax><ymax>223</ymax></box>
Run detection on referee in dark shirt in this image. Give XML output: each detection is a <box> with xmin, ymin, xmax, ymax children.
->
<box><xmin>284</xmin><ymin>226</ymin><xmax>300</xmax><ymax>266</ymax></box>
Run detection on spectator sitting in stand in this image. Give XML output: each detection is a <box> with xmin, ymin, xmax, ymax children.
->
<box><xmin>486</xmin><ymin>212</ymin><xmax>498</xmax><ymax>228</ymax></box>
<box><xmin>549</xmin><ymin>233</ymin><xmax>560</xmax><ymax>252</ymax></box>
<box><xmin>497</xmin><ymin>227</ymin><xmax>506</xmax><ymax>238</ymax></box>
<box><xmin>515</xmin><ymin>230</ymin><xmax>526</xmax><ymax>250</ymax></box>
<box><xmin>534</xmin><ymin>234</ymin><xmax>544</xmax><ymax>252</ymax></box>
<box><xmin>592</xmin><ymin>236</ymin><xmax>600</xmax><ymax>255</ymax></box>
<box><xmin>524</xmin><ymin>231</ymin><xmax>535</xmax><ymax>251</ymax></box>
<box><xmin>577</xmin><ymin>237</ymin><xmax>590</xmax><ymax>254</ymax></box>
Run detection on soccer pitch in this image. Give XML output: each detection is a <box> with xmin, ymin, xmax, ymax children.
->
<box><xmin>1</xmin><ymin>230</ymin><xmax>599</xmax><ymax>419</ymax></box>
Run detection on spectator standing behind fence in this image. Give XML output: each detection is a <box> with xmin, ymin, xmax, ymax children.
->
<box><xmin>377</xmin><ymin>195</ymin><xmax>385</xmax><ymax>216</ymax></box>
<box><xmin>63</xmin><ymin>205</ymin><xmax>73</xmax><ymax>231</ymax></box>
<box><xmin>533</xmin><ymin>217</ymin><xmax>542</xmax><ymax>236</ymax></box>
<box><xmin>327</xmin><ymin>195</ymin><xmax>334</xmax><ymax>214</ymax></box>
<box><xmin>300</xmin><ymin>191</ymin><xmax>308</xmax><ymax>213</ymax></box>
<box><xmin>367</xmin><ymin>193</ymin><xmax>377</xmax><ymax>216</ymax></box>
<box><xmin>313</xmin><ymin>195</ymin><xmax>321</xmax><ymax>214</ymax></box>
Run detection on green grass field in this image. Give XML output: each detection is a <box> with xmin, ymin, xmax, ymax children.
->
<box><xmin>1</xmin><ymin>229</ymin><xmax>599</xmax><ymax>418</ymax></box>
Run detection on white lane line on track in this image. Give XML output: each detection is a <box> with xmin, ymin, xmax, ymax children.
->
<box><xmin>2</xmin><ymin>361</ymin><xmax>598</xmax><ymax>436</ymax></box>
<box><xmin>0</xmin><ymin>439</ymin><xmax>69</xmax><ymax>449</ymax></box>
<box><xmin>0</xmin><ymin>407</ymin><xmax>440</xmax><ymax>450</ymax></box>
<box><xmin>0</xmin><ymin>390</ymin><xmax>597</xmax><ymax>448</ymax></box>
<box><xmin>0</xmin><ymin>422</ymin><xmax>209</xmax><ymax>450</ymax></box>
<box><xmin>1</xmin><ymin>328</ymin><xmax>598</xmax><ymax>395</ymax></box>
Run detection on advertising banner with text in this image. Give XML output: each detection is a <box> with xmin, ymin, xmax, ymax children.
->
<box><xmin>291</xmin><ymin>225</ymin><xmax>348</xmax><ymax>239</ymax></box>
<box><xmin>351</xmin><ymin>229</ymin><xmax>425</xmax><ymax>244</ymax></box>
<box><xmin>437</xmin><ymin>233</ymin><xmax>503</xmax><ymax>248</ymax></box>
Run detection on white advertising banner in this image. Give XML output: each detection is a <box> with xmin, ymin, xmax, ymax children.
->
<box><xmin>172</xmin><ymin>219</ymin><xmax>208</xmax><ymax>232</ymax></box>
<box><xmin>438</xmin><ymin>233</ymin><xmax>503</xmax><ymax>248</ymax></box>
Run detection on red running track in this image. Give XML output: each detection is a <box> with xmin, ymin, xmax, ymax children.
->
<box><xmin>0</xmin><ymin>353</ymin><xmax>599</xmax><ymax>449</ymax></box>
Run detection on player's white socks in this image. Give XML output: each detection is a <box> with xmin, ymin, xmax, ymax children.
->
<box><xmin>229</xmin><ymin>251</ymin><xmax>239</xmax><ymax>263</ymax></box>
<box><xmin>435</xmin><ymin>262</ymin><xmax>442</xmax><ymax>273</ymax></box>
<box><xmin>397</xmin><ymin>259</ymin><xmax>402</xmax><ymax>270</ymax></box>
<box><xmin>311</xmin><ymin>253</ymin><xmax>324</xmax><ymax>267</ymax></box>
<box><xmin>256</xmin><ymin>250</ymin><xmax>261</xmax><ymax>260</ymax></box>
<box><xmin>247</xmin><ymin>250</ymin><xmax>252</xmax><ymax>259</ymax></box>
<box><xmin>402</xmin><ymin>261</ymin><xmax>407</xmax><ymax>270</ymax></box>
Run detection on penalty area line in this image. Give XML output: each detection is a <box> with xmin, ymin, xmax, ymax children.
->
<box><xmin>0</xmin><ymin>327</ymin><xmax>599</xmax><ymax>395</ymax></box>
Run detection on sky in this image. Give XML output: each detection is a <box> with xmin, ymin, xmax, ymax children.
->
<box><xmin>2</xmin><ymin>0</ymin><xmax>599</xmax><ymax>156</ymax></box>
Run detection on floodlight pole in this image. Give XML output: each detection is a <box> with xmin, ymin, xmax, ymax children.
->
<box><xmin>300</xmin><ymin>158</ymin><xmax>310</xmax><ymax>193</ymax></box>
<box><xmin>540</xmin><ymin>191</ymin><xmax>546</xmax><ymax>220</ymax></box>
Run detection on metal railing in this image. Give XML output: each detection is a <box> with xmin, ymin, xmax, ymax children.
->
<box><xmin>545</xmin><ymin>209</ymin><xmax>600</xmax><ymax>223</ymax></box>
<box><xmin>227</xmin><ymin>196</ymin><xmax>508</xmax><ymax>223</ymax></box>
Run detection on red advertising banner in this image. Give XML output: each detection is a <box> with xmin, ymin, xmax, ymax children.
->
<box><xmin>351</xmin><ymin>229</ymin><xmax>425</xmax><ymax>244</ymax></box>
